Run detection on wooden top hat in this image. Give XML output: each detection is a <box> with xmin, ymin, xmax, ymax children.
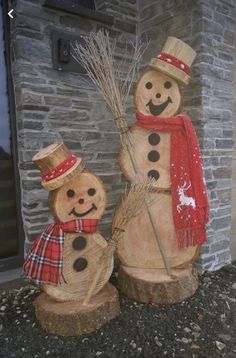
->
<box><xmin>33</xmin><ymin>142</ymin><xmax>85</xmax><ymax>191</ymax></box>
<box><xmin>149</xmin><ymin>37</ymin><xmax>196</xmax><ymax>85</ymax></box>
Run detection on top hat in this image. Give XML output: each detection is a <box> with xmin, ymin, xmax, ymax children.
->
<box><xmin>149</xmin><ymin>37</ymin><xmax>196</xmax><ymax>85</ymax></box>
<box><xmin>33</xmin><ymin>142</ymin><xmax>85</xmax><ymax>191</ymax></box>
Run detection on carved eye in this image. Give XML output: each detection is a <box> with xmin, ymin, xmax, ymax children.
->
<box><xmin>88</xmin><ymin>188</ymin><xmax>96</xmax><ymax>196</ymax></box>
<box><xmin>145</xmin><ymin>82</ymin><xmax>153</xmax><ymax>89</ymax></box>
<box><xmin>67</xmin><ymin>189</ymin><xmax>75</xmax><ymax>198</ymax></box>
<box><xmin>164</xmin><ymin>81</ymin><xmax>172</xmax><ymax>89</ymax></box>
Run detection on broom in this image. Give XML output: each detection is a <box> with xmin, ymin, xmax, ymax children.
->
<box><xmin>72</xmin><ymin>31</ymin><xmax>173</xmax><ymax>278</ymax></box>
<box><xmin>83</xmin><ymin>179</ymin><xmax>158</xmax><ymax>305</ymax></box>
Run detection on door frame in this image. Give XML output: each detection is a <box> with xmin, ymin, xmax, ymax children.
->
<box><xmin>0</xmin><ymin>0</ymin><xmax>24</xmax><ymax>271</ymax></box>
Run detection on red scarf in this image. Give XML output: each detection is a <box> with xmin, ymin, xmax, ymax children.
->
<box><xmin>23</xmin><ymin>219</ymin><xmax>98</xmax><ymax>285</ymax></box>
<box><xmin>136</xmin><ymin>112</ymin><xmax>209</xmax><ymax>249</ymax></box>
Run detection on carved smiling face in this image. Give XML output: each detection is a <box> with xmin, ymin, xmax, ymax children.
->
<box><xmin>135</xmin><ymin>69</ymin><xmax>181</xmax><ymax>117</ymax></box>
<box><xmin>49</xmin><ymin>171</ymin><xmax>106</xmax><ymax>223</ymax></box>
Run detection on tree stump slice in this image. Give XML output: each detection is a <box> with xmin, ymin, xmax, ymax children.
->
<box><xmin>118</xmin><ymin>265</ymin><xmax>198</xmax><ymax>305</ymax></box>
<box><xmin>34</xmin><ymin>283</ymin><xmax>120</xmax><ymax>336</ymax></box>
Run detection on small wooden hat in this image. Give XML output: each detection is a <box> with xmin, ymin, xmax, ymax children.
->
<box><xmin>149</xmin><ymin>37</ymin><xmax>196</xmax><ymax>85</ymax></box>
<box><xmin>33</xmin><ymin>142</ymin><xmax>85</xmax><ymax>191</ymax></box>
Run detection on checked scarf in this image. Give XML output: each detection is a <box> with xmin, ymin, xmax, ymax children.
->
<box><xmin>23</xmin><ymin>219</ymin><xmax>98</xmax><ymax>285</ymax></box>
<box><xmin>136</xmin><ymin>112</ymin><xmax>209</xmax><ymax>249</ymax></box>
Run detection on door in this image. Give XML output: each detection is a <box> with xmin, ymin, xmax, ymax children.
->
<box><xmin>0</xmin><ymin>1</ymin><xmax>23</xmax><ymax>271</ymax></box>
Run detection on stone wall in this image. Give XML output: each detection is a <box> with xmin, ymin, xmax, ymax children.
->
<box><xmin>199</xmin><ymin>0</ymin><xmax>235</xmax><ymax>270</ymax></box>
<box><xmin>138</xmin><ymin>0</ymin><xmax>235</xmax><ymax>271</ymax></box>
<box><xmin>11</xmin><ymin>0</ymin><xmax>137</xmax><ymax>251</ymax></box>
<box><xmin>230</xmin><ymin>15</ymin><xmax>236</xmax><ymax>261</ymax></box>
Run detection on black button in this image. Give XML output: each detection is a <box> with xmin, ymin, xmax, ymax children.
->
<box><xmin>72</xmin><ymin>236</ymin><xmax>87</xmax><ymax>250</ymax></box>
<box><xmin>148</xmin><ymin>170</ymin><xmax>160</xmax><ymax>180</ymax></box>
<box><xmin>148</xmin><ymin>150</ymin><xmax>160</xmax><ymax>162</ymax></box>
<box><xmin>148</xmin><ymin>133</ymin><xmax>160</xmax><ymax>146</ymax></box>
<box><xmin>73</xmin><ymin>257</ymin><xmax>88</xmax><ymax>272</ymax></box>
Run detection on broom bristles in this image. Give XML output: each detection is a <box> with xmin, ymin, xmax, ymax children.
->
<box><xmin>110</xmin><ymin>178</ymin><xmax>159</xmax><ymax>247</ymax></box>
<box><xmin>72</xmin><ymin>30</ymin><xmax>146</xmax><ymax>144</ymax></box>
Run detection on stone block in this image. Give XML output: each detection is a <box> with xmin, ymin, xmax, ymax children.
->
<box><xmin>223</xmin><ymin>30</ymin><xmax>234</xmax><ymax>46</ymax></box>
<box><xmin>23</xmin><ymin>121</ymin><xmax>44</xmax><ymax>131</ymax></box>
<box><xmin>60</xmin><ymin>16</ymin><xmax>94</xmax><ymax>32</ymax></box>
<box><xmin>21</xmin><ymin>92</ymin><xmax>43</xmax><ymax>105</ymax></box>
<box><xmin>48</xmin><ymin>109</ymin><xmax>81</xmax><ymax>121</ymax></box>
<box><xmin>210</xmin><ymin>240</ymin><xmax>231</xmax><ymax>253</ymax></box>
<box><xmin>213</xmin><ymin>167</ymin><xmax>232</xmax><ymax>179</ymax></box>
<box><xmin>44</xmin><ymin>96</ymin><xmax>72</xmax><ymax>107</ymax></box>
<box><xmin>14</xmin><ymin>38</ymin><xmax>51</xmax><ymax>64</ymax></box>
<box><xmin>217</xmin><ymin>189</ymin><xmax>232</xmax><ymax>205</ymax></box>
<box><xmin>216</xmin><ymin>139</ymin><xmax>234</xmax><ymax>149</ymax></box>
<box><xmin>115</xmin><ymin>19</ymin><xmax>136</xmax><ymax>34</ymax></box>
<box><xmin>20</xmin><ymin>104</ymin><xmax>50</xmax><ymax>112</ymax></box>
<box><xmin>216</xmin><ymin>250</ymin><xmax>231</xmax><ymax>265</ymax></box>
<box><xmin>211</xmin><ymin>216</ymin><xmax>231</xmax><ymax>230</ymax></box>
<box><xmin>21</xmin><ymin>84</ymin><xmax>55</xmax><ymax>94</ymax></box>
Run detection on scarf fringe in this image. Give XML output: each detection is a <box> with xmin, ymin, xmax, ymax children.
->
<box><xmin>177</xmin><ymin>227</ymin><xmax>206</xmax><ymax>250</ymax></box>
<box><xmin>23</xmin><ymin>272</ymin><xmax>62</xmax><ymax>286</ymax></box>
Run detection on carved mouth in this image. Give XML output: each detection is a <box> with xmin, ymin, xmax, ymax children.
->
<box><xmin>146</xmin><ymin>96</ymin><xmax>173</xmax><ymax>116</ymax></box>
<box><xmin>69</xmin><ymin>203</ymin><xmax>97</xmax><ymax>218</ymax></box>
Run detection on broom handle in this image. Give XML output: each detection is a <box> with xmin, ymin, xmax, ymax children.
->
<box><xmin>124</xmin><ymin>132</ymin><xmax>173</xmax><ymax>278</ymax></box>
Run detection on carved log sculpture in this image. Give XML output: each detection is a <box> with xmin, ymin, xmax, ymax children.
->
<box><xmin>115</xmin><ymin>37</ymin><xmax>209</xmax><ymax>304</ymax></box>
<box><xmin>23</xmin><ymin>142</ymin><xmax>119</xmax><ymax>335</ymax></box>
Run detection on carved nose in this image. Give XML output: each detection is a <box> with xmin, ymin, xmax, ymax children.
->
<box><xmin>78</xmin><ymin>198</ymin><xmax>84</xmax><ymax>204</ymax></box>
<box><xmin>156</xmin><ymin>93</ymin><xmax>161</xmax><ymax>99</ymax></box>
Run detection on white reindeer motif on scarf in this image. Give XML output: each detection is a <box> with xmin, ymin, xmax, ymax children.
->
<box><xmin>177</xmin><ymin>181</ymin><xmax>196</xmax><ymax>213</ymax></box>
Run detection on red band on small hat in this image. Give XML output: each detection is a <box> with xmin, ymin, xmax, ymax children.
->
<box><xmin>42</xmin><ymin>154</ymin><xmax>77</xmax><ymax>182</ymax></box>
<box><xmin>157</xmin><ymin>52</ymin><xmax>191</xmax><ymax>74</ymax></box>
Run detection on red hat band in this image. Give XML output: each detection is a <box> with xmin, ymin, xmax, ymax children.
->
<box><xmin>157</xmin><ymin>53</ymin><xmax>191</xmax><ymax>74</ymax></box>
<box><xmin>42</xmin><ymin>154</ymin><xmax>77</xmax><ymax>182</ymax></box>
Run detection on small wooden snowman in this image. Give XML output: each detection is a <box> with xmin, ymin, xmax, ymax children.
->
<box><xmin>115</xmin><ymin>37</ymin><xmax>209</xmax><ymax>304</ymax></box>
<box><xmin>23</xmin><ymin>142</ymin><xmax>119</xmax><ymax>336</ymax></box>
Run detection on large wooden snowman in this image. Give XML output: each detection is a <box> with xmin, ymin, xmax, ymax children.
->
<box><xmin>23</xmin><ymin>142</ymin><xmax>119</xmax><ymax>335</ymax></box>
<box><xmin>115</xmin><ymin>37</ymin><xmax>209</xmax><ymax>304</ymax></box>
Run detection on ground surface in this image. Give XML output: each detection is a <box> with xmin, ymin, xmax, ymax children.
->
<box><xmin>0</xmin><ymin>263</ymin><xmax>236</xmax><ymax>358</ymax></box>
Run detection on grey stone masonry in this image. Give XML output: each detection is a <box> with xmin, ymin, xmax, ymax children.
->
<box><xmin>138</xmin><ymin>0</ymin><xmax>235</xmax><ymax>271</ymax></box>
<box><xmin>11</xmin><ymin>0</ymin><xmax>137</xmax><ymax>251</ymax></box>
<box><xmin>11</xmin><ymin>0</ymin><xmax>235</xmax><ymax>271</ymax></box>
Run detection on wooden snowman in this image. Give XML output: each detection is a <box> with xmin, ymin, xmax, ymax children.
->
<box><xmin>115</xmin><ymin>37</ymin><xmax>209</xmax><ymax>304</ymax></box>
<box><xmin>23</xmin><ymin>142</ymin><xmax>119</xmax><ymax>336</ymax></box>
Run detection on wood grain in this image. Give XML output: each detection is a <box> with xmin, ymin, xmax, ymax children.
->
<box><xmin>119</xmin><ymin>125</ymin><xmax>171</xmax><ymax>186</ymax></box>
<box><xmin>32</xmin><ymin>142</ymin><xmax>84</xmax><ymax>190</ymax></box>
<box><xmin>34</xmin><ymin>283</ymin><xmax>120</xmax><ymax>336</ymax></box>
<box><xmin>115</xmin><ymin>193</ymin><xmax>199</xmax><ymax>269</ymax></box>
<box><xmin>134</xmin><ymin>69</ymin><xmax>181</xmax><ymax>117</ymax></box>
<box><xmin>149</xmin><ymin>37</ymin><xmax>196</xmax><ymax>85</ymax></box>
<box><xmin>118</xmin><ymin>264</ymin><xmax>198</xmax><ymax>304</ymax></box>
<box><xmin>42</xmin><ymin>232</ymin><xmax>114</xmax><ymax>302</ymax></box>
<box><xmin>49</xmin><ymin>171</ymin><xmax>107</xmax><ymax>222</ymax></box>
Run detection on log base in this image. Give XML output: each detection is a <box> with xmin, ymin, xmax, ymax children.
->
<box><xmin>118</xmin><ymin>265</ymin><xmax>198</xmax><ymax>305</ymax></box>
<box><xmin>34</xmin><ymin>283</ymin><xmax>120</xmax><ymax>336</ymax></box>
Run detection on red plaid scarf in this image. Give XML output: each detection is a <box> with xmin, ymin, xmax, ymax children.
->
<box><xmin>136</xmin><ymin>112</ymin><xmax>209</xmax><ymax>249</ymax></box>
<box><xmin>23</xmin><ymin>219</ymin><xmax>98</xmax><ymax>285</ymax></box>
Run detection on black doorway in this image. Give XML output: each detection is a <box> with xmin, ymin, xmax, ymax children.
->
<box><xmin>0</xmin><ymin>0</ymin><xmax>24</xmax><ymax>271</ymax></box>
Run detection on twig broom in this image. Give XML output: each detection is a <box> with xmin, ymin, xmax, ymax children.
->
<box><xmin>72</xmin><ymin>31</ymin><xmax>173</xmax><ymax>278</ymax></box>
<box><xmin>83</xmin><ymin>180</ymin><xmax>157</xmax><ymax>305</ymax></box>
